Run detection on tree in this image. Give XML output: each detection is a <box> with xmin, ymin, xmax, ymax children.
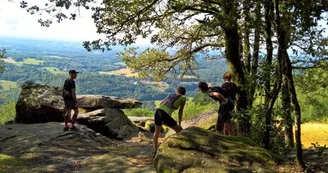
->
<box><xmin>20</xmin><ymin>0</ymin><xmax>328</xmax><ymax>169</ymax></box>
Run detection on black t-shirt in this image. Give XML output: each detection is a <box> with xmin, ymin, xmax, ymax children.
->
<box><xmin>63</xmin><ymin>78</ymin><xmax>75</xmax><ymax>100</ymax></box>
<box><xmin>221</xmin><ymin>82</ymin><xmax>238</xmax><ymax>101</ymax></box>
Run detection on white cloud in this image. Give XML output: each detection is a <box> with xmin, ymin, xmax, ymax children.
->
<box><xmin>0</xmin><ymin>0</ymin><xmax>151</xmax><ymax>45</ymax></box>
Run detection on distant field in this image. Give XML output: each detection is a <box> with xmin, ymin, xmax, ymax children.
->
<box><xmin>44</xmin><ymin>67</ymin><xmax>62</xmax><ymax>74</ymax></box>
<box><xmin>99</xmin><ymin>68</ymin><xmax>138</xmax><ymax>77</ymax></box>
<box><xmin>114</xmin><ymin>62</ymin><xmax>126</xmax><ymax>66</ymax></box>
<box><xmin>18</xmin><ymin>58</ymin><xmax>45</xmax><ymax>65</ymax></box>
<box><xmin>301</xmin><ymin>123</ymin><xmax>328</xmax><ymax>148</ymax></box>
<box><xmin>0</xmin><ymin>80</ymin><xmax>17</xmax><ymax>90</ymax></box>
<box><xmin>141</xmin><ymin>81</ymin><xmax>169</xmax><ymax>92</ymax></box>
<box><xmin>3</xmin><ymin>57</ymin><xmax>18</xmax><ymax>65</ymax></box>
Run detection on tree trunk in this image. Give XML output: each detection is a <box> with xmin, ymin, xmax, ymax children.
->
<box><xmin>224</xmin><ymin>27</ymin><xmax>249</xmax><ymax>135</ymax></box>
<box><xmin>248</xmin><ymin>0</ymin><xmax>261</xmax><ymax>109</ymax></box>
<box><xmin>285</xmin><ymin>55</ymin><xmax>306</xmax><ymax>169</ymax></box>
<box><xmin>275</xmin><ymin>0</ymin><xmax>306</xmax><ymax>169</ymax></box>
<box><xmin>262</xmin><ymin>0</ymin><xmax>275</xmax><ymax>149</ymax></box>
<box><xmin>223</xmin><ymin>0</ymin><xmax>249</xmax><ymax>135</ymax></box>
<box><xmin>281</xmin><ymin>71</ymin><xmax>294</xmax><ymax>147</ymax></box>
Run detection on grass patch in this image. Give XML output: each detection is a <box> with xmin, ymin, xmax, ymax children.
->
<box><xmin>301</xmin><ymin>123</ymin><xmax>328</xmax><ymax>148</ymax></box>
<box><xmin>0</xmin><ymin>101</ymin><xmax>16</xmax><ymax>124</ymax></box>
<box><xmin>18</xmin><ymin>58</ymin><xmax>45</xmax><ymax>65</ymax></box>
<box><xmin>0</xmin><ymin>154</ymin><xmax>28</xmax><ymax>173</ymax></box>
<box><xmin>0</xmin><ymin>80</ymin><xmax>17</xmax><ymax>90</ymax></box>
<box><xmin>44</xmin><ymin>67</ymin><xmax>62</xmax><ymax>74</ymax></box>
<box><xmin>99</xmin><ymin>68</ymin><xmax>138</xmax><ymax>77</ymax></box>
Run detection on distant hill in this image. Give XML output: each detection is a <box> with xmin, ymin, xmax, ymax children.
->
<box><xmin>0</xmin><ymin>37</ymin><xmax>228</xmax><ymax>105</ymax></box>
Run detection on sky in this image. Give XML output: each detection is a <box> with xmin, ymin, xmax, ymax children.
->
<box><xmin>0</xmin><ymin>0</ymin><xmax>150</xmax><ymax>45</ymax></box>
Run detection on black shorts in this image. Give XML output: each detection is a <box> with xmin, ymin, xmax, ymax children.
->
<box><xmin>154</xmin><ymin>109</ymin><xmax>177</xmax><ymax>128</ymax></box>
<box><xmin>64</xmin><ymin>99</ymin><xmax>78</xmax><ymax>110</ymax></box>
<box><xmin>216</xmin><ymin>98</ymin><xmax>234</xmax><ymax>131</ymax></box>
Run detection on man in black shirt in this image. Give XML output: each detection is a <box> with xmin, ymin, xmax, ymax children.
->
<box><xmin>221</xmin><ymin>72</ymin><xmax>238</xmax><ymax>135</ymax></box>
<box><xmin>62</xmin><ymin>70</ymin><xmax>79</xmax><ymax>131</ymax></box>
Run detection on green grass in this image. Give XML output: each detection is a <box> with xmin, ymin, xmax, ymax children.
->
<box><xmin>44</xmin><ymin>67</ymin><xmax>62</xmax><ymax>74</ymax></box>
<box><xmin>0</xmin><ymin>154</ymin><xmax>28</xmax><ymax>173</ymax></box>
<box><xmin>18</xmin><ymin>58</ymin><xmax>45</xmax><ymax>65</ymax></box>
<box><xmin>0</xmin><ymin>101</ymin><xmax>16</xmax><ymax>124</ymax></box>
<box><xmin>0</xmin><ymin>80</ymin><xmax>18</xmax><ymax>90</ymax></box>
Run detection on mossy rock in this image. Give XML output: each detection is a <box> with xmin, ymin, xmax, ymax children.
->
<box><xmin>155</xmin><ymin>127</ymin><xmax>284</xmax><ymax>173</ymax></box>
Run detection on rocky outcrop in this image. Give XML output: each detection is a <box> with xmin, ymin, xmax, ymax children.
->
<box><xmin>15</xmin><ymin>81</ymin><xmax>142</xmax><ymax>124</ymax></box>
<box><xmin>155</xmin><ymin>127</ymin><xmax>284</xmax><ymax>173</ymax></box>
<box><xmin>77</xmin><ymin>109</ymin><xmax>138</xmax><ymax>139</ymax></box>
<box><xmin>15</xmin><ymin>81</ymin><xmax>65</xmax><ymax>123</ymax></box>
<box><xmin>0</xmin><ymin>122</ymin><xmax>156</xmax><ymax>173</ymax></box>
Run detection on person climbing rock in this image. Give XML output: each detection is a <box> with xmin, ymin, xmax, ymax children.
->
<box><xmin>62</xmin><ymin>70</ymin><xmax>79</xmax><ymax>131</ymax></box>
<box><xmin>198</xmin><ymin>82</ymin><xmax>234</xmax><ymax>135</ymax></box>
<box><xmin>221</xmin><ymin>72</ymin><xmax>238</xmax><ymax>135</ymax></box>
<box><xmin>153</xmin><ymin>87</ymin><xmax>187</xmax><ymax>157</ymax></box>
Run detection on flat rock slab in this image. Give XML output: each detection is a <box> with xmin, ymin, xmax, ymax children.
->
<box><xmin>0</xmin><ymin>122</ymin><xmax>156</xmax><ymax>173</ymax></box>
<box><xmin>77</xmin><ymin>95</ymin><xmax>143</xmax><ymax>110</ymax></box>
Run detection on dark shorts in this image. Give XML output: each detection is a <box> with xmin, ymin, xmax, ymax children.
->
<box><xmin>216</xmin><ymin>98</ymin><xmax>234</xmax><ymax>131</ymax></box>
<box><xmin>154</xmin><ymin>109</ymin><xmax>177</xmax><ymax>128</ymax></box>
<box><xmin>64</xmin><ymin>99</ymin><xmax>78</xmax><ymax>110</ymax></box>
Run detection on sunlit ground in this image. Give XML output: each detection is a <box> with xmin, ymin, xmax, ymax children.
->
<box><xmin>301</xmin><ymin>123</ymin><xmax>328</xmax><ymax>148</ymax></box>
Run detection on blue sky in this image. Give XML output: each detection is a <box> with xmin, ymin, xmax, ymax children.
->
<box><xmin>0</xmin><ymin>0</ymin><xmax>150</xmax><ymax>45</ymax></box>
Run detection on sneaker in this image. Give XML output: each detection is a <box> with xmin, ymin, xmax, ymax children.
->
<box><xmin>69</xmin><ymin>126</ymin><xmax>77</xmax><ymax>130</ymax></box>
<box><xmin>63</xmin><ymin>126</ymin><xmax>69</xmax><ymax>131</ymax></box>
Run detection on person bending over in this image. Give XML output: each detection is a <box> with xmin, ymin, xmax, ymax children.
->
<box><xmin>62</xmin><ymin>70</ymin><xmax>79</xmax><ymax>131</ymax></box>
<box><xmin>198</xmin><ymin>82</ymin><xmax>234</xmax><ymax>134</ymax></box>
<box><xmin>153</xmin><ymin>87</ymin><xmax>186</xmax><ymax>157</ymax></box>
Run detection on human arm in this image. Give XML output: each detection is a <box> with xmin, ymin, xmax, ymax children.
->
<box><xmin>210</xmin><ymin>92</ymin><xmax>228</xmax><ymax>104</ymax></box>
<box><xmin>71</xmin><ymin>80</ymin><xmax>77</xmax><ymax>101</ymax></box>
<box><xmin>178</xmin><ymin>100</ymin><xmax>186</xmax><ymax>126</ymax></box>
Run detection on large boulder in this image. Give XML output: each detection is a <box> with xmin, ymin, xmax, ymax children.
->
<box><xmin>77</xmin><ymin>95</ymin><xmax>143</xmax><ymax>110</ymax></box>
<box><xmin>77</xmin><ymin>108</ymin><xmax>139</xmax><ymax>139</ymax></box>
<box><xmin>155</xmin><ymin>127</ymin><xmax>284</xmax><ymax>173</ymax></box>
<box><xmin>15</xmin><ymin>81</ymin><xmax>65</xmax><ymax>123</ymax></box>
<box><xmin>15</xmin><ymin>81</ymin><xmax>143</xmax><ymax>124</ymax></box>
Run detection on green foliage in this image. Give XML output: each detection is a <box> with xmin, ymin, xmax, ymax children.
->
<box><xmin>171</xmin><ymin>98</ymin><xmax>217</xmax><ymax>121</ymax></box>
<box><xmin>0</xmin><ymin>101</ymin><xmax>16</xmax><ymax>124</ymax></box>
<box><xmin>124</xmin><ymin>108</ymin><xmax>153</xmax><ymax>117</ymax></box>
<box><xmin>295</xmin><ymin>67</ymin><xmax>328</xmax><ymax>122</ymax></box>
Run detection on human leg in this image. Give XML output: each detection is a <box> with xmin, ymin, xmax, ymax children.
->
<box><xmin>70</xmin><ymin>107</ymin><xmax>79</xmax><ymax>129</ymax></box>
<box><xmin>64</xmin><ymin>108</ymin><xmax>71</xmax><ymax>131</ymax></box>
<box><xmin>153</xmin><ymin>109</ymin><xmax>163</xmax><ymax>154</ymax></box>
